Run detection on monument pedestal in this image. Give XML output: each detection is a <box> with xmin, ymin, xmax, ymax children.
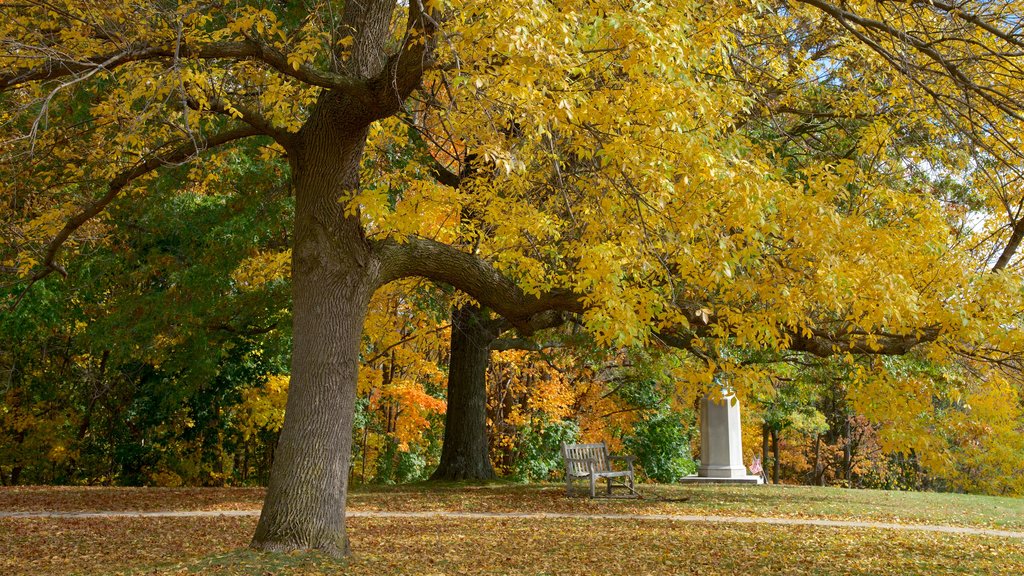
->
<box><xmin>681</xmin><ymin>392</ymin><xmax>764</xmax><ymax>485</ymax></box>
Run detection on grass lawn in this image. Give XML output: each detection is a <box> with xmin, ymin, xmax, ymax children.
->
<box><xmin>1</xmin><ymin>483</ymin><xmax>1022</xmax><ymax>575</ymax></box>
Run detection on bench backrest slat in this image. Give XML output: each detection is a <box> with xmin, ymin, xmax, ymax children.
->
<box><xmin>562</xmin><ymin>442</ymin><xmax>610</xmax><ymax>476</ymax></box>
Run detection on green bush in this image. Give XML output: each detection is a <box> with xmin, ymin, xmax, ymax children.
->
<box><xmin>512</xmin><ymin>419</ymin><xmax>580</xmax><ymax>482</ymax></box>
<box><xmin>623</xmin><ymin>411</ymin><xmax>697</xmax><ymax>482</ymax></box>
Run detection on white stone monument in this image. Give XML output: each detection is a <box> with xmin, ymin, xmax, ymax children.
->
<box><xmin>682</xmin><ymin>392</ymin><xmax>764</xmax><ymax>484</ymax></box>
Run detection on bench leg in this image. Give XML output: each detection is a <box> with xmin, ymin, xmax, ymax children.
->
<box><xmin>607</xmin><ymin>478</ymin><xmax>612</xmax><ymax>496</ymax></box>
<box><xmin>589</xmin><ymin>474</ymin><xmax>596</xmax><ymax>498</ymax></box>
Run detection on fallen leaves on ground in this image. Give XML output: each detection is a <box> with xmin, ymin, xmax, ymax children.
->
<box><xmin>0</xmin><ymin>516</ymin><xmax>249</xmax><ymax>576</ymax></box>
<box><xmin>2</xmin><ymin>515</ymin><xmax>1022</xmax><ymax>576</ymax></box>
<box><xmin>2</xmin><ymin>483</ymin><xmax>1022</xmax><ymax>530</ymax></box>
<box><xmin>0</xmin><ymin>486</ymin><xmax>265</xmax><ymax>513</ymax></box>
<box><xmin>347</xmin><ymin>483</ymin><xmax>1024</xmax><ymax>530</ymax></box>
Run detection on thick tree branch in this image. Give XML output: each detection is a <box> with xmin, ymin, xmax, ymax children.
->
<box><xmin>376</xmin><ymin>236</ymin><xmax>582</xmax><ymax>334</ymax></box>
<box><xmin>194</xmin><ymin>95</ymin><xmax>295</xmax><ymax>148</ymax></box>
<box><xmin>657</xmin><ymin>322</ymin><xmax>942</xmax><ymax>359</ymax></box>
<box><xmin>379</xmin><ymin>236</ymin><xmax>941</xmax><ymax>358</ymax></box>
<box><xmin>0</xmin><ymin>39</ymin><xmax>365</xmax><ymax>95</ymax></box>
<box><xmin>430</xmin><ymin>161</ymin><xmax>462</xmax><ymax>188</ymax></box>
<box><xmin>992</xmin><ymin>218</ymin><xmax>1024</xmax><ymax>272</ymax></box>
<box><xmin>786</xmin><ymin>326</ymin><xmax>942</xmax><ymax>357</ymax></box>
<box><xmin>485</xmin><ymin>310</ymin><xmax>571</xmax><ymax>339</ymax></box>
<box><xmin>362</xmin><ymin>0</ymin><xmax>440</xmax><ymax>122</ymax></box>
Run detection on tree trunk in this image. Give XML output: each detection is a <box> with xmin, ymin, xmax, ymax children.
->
<box><xmin>843</xmin><ymin>414</ymin><xmax>851</xmax><ymax>481</ymax></box>
<box><xmin>761</xmin><ymin>423</ymin><xmax>770</xmax><ymax>472</ymax></box>
<box><xmin>431</xmin><ymin>305</ymin><xmax>497</xmax><ymax>481</ymax></box>
<box><xmin>251</xmin><ymin>115</ymin><xmax>377</xmax><ymax>556</ymax></box>
<box><xmin>812</xmin><ymin>434</ymin><xmax>823</xmax><ymax>486</ymax></box>
<box><xmin>771</xmin><ymin>429</ymin><xmax>780</xmax><ymax>484</ymax></box>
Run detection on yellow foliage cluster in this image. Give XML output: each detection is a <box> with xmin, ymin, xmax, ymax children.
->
<box><xmin>234</xmin><ymin>375</ymin><xmax>289</xmax><ymax>441</ymax></box>
<box><xmin>230</xmin><ymin>250</ymin><xmax>291</xmax><ymax>291</ymax></box>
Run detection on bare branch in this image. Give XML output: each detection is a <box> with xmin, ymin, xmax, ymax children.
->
<box><xmin>915</xmin><ymin>0</ymin><xmax>1024</xmax><ymax>51</ymax></box>
<box><xmin>795</xmin><ymin>0</ymin><xmax>1024</xmax><ymax>122</ymax></box>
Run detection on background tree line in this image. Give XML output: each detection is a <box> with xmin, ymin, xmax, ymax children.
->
<box><xmin>4</xmin><ymin>174</ymin><xmax>1021</xmax><ymax>493</ymax></box>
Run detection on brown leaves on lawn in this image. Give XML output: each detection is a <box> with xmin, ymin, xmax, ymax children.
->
<box><xmin>2</xmin><ymin>484</ymin><xmax>1023</xmax><ymax>575</ymax></box>
<box><xmin>4</xmin><ymin>483</ymin><xmax>1021</xmax><ymax>530</ymax></box>
<box><xmin>3</xmin><ymin>516</ymin><xmax>1021</xmax><ymax>576</ymax></box>
<box><xmin>0</xmin><ymin>486</ymin><xmax>265</xmax><ymax>513</ymax></box>
<box><xmin>0</xmin><ymin>516</ymin><xmax>252</xmax><ymax>576</ymax></box>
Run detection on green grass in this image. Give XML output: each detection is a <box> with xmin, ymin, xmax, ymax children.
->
<box><xmin>346</xmin><ymin>481</ymin><xmax>1024</xmax><ymax>529</ymax></box>
<box><xmin>5</xmin><ymin>481</ymin><xmax>1020</xmax><ymax>529</ymax></box>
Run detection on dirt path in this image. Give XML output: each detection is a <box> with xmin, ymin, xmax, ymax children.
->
<box><xmin>3</xmin><ymin>508</ymin><xmax>1023</xmax><ymax>540</ymax></box>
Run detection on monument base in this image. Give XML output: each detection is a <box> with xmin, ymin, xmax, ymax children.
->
<box><xmin>679</xmin><ymin>474</ymin><xmax>765</xmax><ymax>484</ymax></box>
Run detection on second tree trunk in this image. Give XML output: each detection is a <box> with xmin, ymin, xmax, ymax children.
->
<box><xmin>431</xmin><ymin>305</ymin><xmax>497</xmax><ymax>481</ymax></box>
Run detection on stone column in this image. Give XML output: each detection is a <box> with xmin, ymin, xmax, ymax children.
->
<box><xmin>683</xmin><ymin>391</ymin><xmax>763</xmax><ymax>484</ymax></box>
<box><xmin>699</xmin><ymin>393</ymin><xmax>747</xmax><ymax>478</ymax></box>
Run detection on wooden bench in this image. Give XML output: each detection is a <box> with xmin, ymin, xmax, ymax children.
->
<box><xmin>561</xmin><ymin>442</ymin><xmax>637</xmax><ymax>498</ymax></box>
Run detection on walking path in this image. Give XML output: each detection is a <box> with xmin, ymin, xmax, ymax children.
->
<box><xmin>3</xmin><ymin>508</ymin><xmax>1023</xmax><ymax>540</ymax></box>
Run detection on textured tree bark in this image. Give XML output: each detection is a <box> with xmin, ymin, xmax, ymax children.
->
<box><xmin>843</xmin><ymin>417</ymin><xmax>852</xmax><ymax>483</ymax></box>
<box><xmin>811</xmin><ymin>434</ymin><xmax>824</xmax><ymax>486</ymax></box>
<box><xmin>431</xmin><ymin>305</ymin><xmax>498</xmax><ymax>481</ymax></box>
<box><xmin>251</xmin><ymin>105</ymin><xmax>378</xmax><ymax>555</ymax></box>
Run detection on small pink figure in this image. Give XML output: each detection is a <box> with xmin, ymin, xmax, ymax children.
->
<box><xmin>749</xmin><ymin>455</ymin><xmax>764</xmax><ymax>476</ymax></box>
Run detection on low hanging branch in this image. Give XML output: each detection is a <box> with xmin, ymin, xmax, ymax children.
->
<box><xmin>0</xmin><ymin>39</ymin><xmax>367</xmax><ymax>96</ymax></box>
<box><xmin>378</xmin><ymin>234</ymin><xmax>946</xmax><ymax>360</ymax></box>
<box><xmin>9</xmin><ymin>124</ymin><xmax>261</xmax><ymax>310</ymax></box>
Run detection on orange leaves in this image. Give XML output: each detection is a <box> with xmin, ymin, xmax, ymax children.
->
<box><xmin>486</xmin><ymin>347</ymin><xmax>649</xmax><ymax>467</ymax></box>
<box><xmin>381</xmin><ymin>381</ymin><xmax>447</xmax><ymax>450</ymax></box>
<box><xmin>356</xmin><ymin>280</ymin><xmax>449</xmax><ymax>463</ymax></box>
